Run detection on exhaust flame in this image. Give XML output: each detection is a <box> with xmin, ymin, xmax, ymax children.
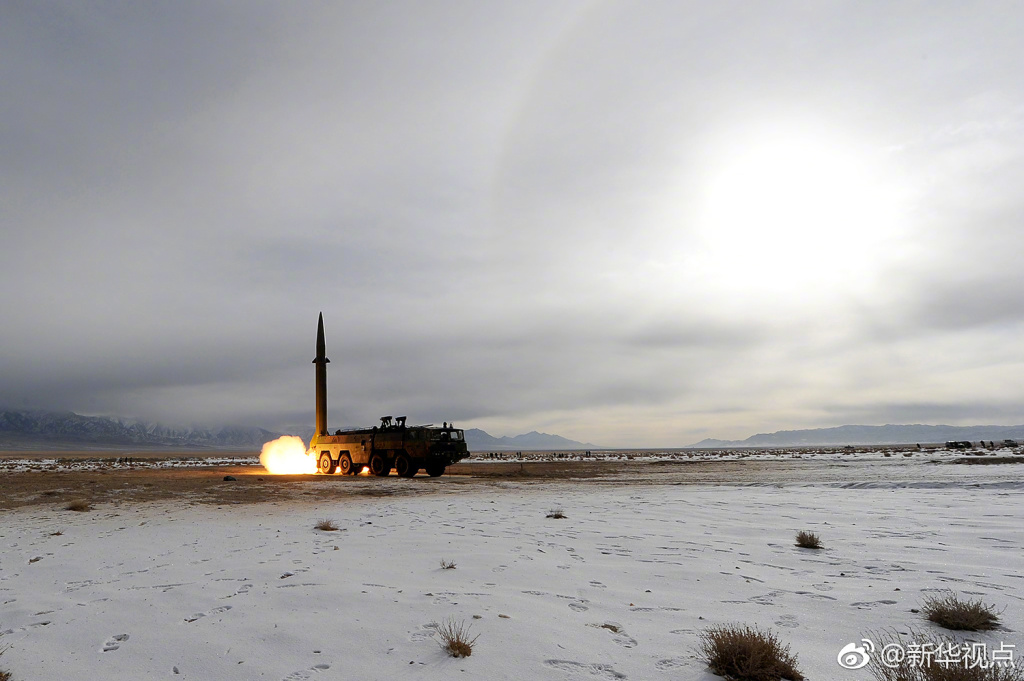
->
<box><xmin>260</xmin><ymin>435</ymin><xmax>317</xmax><ymax>474</ymax></box>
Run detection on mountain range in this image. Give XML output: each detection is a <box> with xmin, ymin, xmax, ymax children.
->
<box><xmin>462</xmin><ymin>428</ymin><xmax>598</xmax><ymax>451</ymax></box>
<box><xmin>0</xmin><ymin>409</ymin><xmax>597</xmax><ymax>452</ymax></box>
<box><xmin>15</xmin><ymin>408</ymin><xmax>1016</xmax><ymax>451</ymax></box>
<box><xmin>690</xmin><ymin>423</ymin><xmax>1024</xmax><ymax>448</ymax></box>
<box><xmin>0</xmin><ymin>409</ymin><xmax>280</xmax><ymax>450</ymax></box>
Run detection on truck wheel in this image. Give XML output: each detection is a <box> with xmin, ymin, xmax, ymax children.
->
<box><xmin>369</xmin><ymin>453</ymin><xmax>390</xmax><ymax>477</ymax></box>
<box><xmin>394</xmin><ymin>453</ymin><xmax>416</xmax><ymax>478</ymax></box>
<box><xmin>338</xmin><ymin>453</ymin><xmax>354</xmax><ymax>476</ymax></box>
<box><xmin>426</xmin><ymin>463</ymin><xmax>445</xmax><ymax>477</ymax></box>
<box><xmin>318</xmin><ymin>453</ymin><xmax>336</xmax><ymax>475</ymax></box>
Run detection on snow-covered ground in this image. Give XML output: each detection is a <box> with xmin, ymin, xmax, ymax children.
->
<box><xmin>2</xmin><ymin>467</ymin><xmax>1023</xmax><ymax>680</ymax></box>
<box><xmin>2</xmin><ymin>444</ymin><xmax>1019</xmax><ymax>473</ymax></box>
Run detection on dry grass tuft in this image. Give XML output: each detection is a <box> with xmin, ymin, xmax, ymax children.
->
<box><xmin>922</xmin><ymin>592</ymin><xmax>1001</xmax><ymax>631</ymax></box>
<box><xmin>432</xmin><ymin>617</ymin><xmax>479</xmax><ymax>658</ymax></box>
<box><xmin>65</xmin><ymin>500</ymin><xmax>91</xmax><ymax>512</ymax></box>
<box><xmin>546</xmin><ymin>507</ymin><xmax>566</xmax><ymax>519</ymax></box>
<box><xmin>699</xmin><ymin>624</ymin><xmax>804</xmax><ymax>681</ymax></box>
<box><xmin>440</xmin><ymin>558</ymin><xmax>457</xmax><ymax>570</ymax></box>
<box><xmin>794</xmin><ymin>530</ymin><xmax>822</xmax><ymax>549</ymax></box>
<box><xmin>0</xmin><ymin>645</ymin><xmax>10</xmax><ymax>681</ymax></box>
<box><xmin>868</xmin><ymin>629</ymin><xmax>1024</xmax><ymax>681</ymax></box>
<box><xmin>314</xmin><ymin>518</ymin><xmax>339</xmax><ymax>531</ymax></box>
<box><xmin>49</xmin><ymin>530</ymin><xmax>63</xmax><ymax>536</ymax></box>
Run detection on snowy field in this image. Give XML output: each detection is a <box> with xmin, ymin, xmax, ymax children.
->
<box><xmin>2</xmin><ymin>464</ymin><xmax>1023</xmax><ymax>680</ymax></box>
<box><xmin>1</xmin><ymin>443</ymin><xmax>1019</xmax><ymax>473</ymax></box>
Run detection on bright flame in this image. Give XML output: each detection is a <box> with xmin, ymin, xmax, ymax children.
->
<box><xmin>260</xmin><ymin>435</ymin><xmax>317</xmax><ymax>474</ymax></box>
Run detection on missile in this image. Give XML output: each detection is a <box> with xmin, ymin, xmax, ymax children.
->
<box><xmin>313</xmin><ymin>312</ymin><xmax>330</xmax><ymax>436</ymax></box>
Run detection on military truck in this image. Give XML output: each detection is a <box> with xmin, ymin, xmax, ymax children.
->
<box><xmin>309</xmin><ymin>313</ymin><xmax>468</xmax><ymax>477</ymax></box>
<box><xmin>312</xmin><ymin>415</ymin><xmax>468</xmax><ymax>477</ymax></box>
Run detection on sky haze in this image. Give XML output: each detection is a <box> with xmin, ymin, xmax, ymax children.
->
<box><xmin>3</xmin><ymin>2</ymin><xmax>1023</xmax><ymax>446</ymax></box>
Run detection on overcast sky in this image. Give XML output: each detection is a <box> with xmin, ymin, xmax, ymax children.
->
<box><xmin>3</xmin><ymin>1</ymin><xmax>1024</xmax><ymax>447</ymax></box>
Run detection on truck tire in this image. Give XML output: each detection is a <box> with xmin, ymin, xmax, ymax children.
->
<box><xmin>338</xmin><ymin>453</ymin><xmax>354</xmax><ymax>476</ymax></box>
<box><xmin>425</xmin><ymin>462</ymin><xmax>445</xmax><ymax>477</ymax></box>
<box><xmin>318</xmin><ymin>453</ymin><xmax>336</xmax><ymax>475</ymax></box>
<box><xmin>394</xmin><ymin>453</ymin><xmax>416</xmax><ymax>478</ymax></box>
<box><xmin>369</xmin><ymin>453</ymin><xmax>390</xmax><ymax>477</ymax></box>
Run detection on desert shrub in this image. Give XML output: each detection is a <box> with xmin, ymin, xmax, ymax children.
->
<box><xmin>440</xmin><ymin>558</ymin><xmax>457</xmax><ymax>570</ymax></box>
<box><xmin>432</xmin><ymin>617</ymin><xmax>479</xmax><ymax>658</ymax></box>
<box><xmin>314</xmin><ymin>518</ymin><xmax>339</xmax><ymax>531</ymax></box>
<box><xmin>868</xmin><ymin>629</ymin><xmax>1023</xmax><ymax>681</ymax></box>
<box><xmin>795</xmin><ymin>531</ymin><xmax>822</xmax><ymax>549</ymax></box>
<box><xmin>546</xmin><ymin>508</ymin><xmax>566</xmax><ymax>519</ymax></box>
<box><xmin>65</xmin><ymin>500</ymin><xmax>91</xmax><ymax>512</ymax></box>
<box><xmin>699</xmin><ymin>624</ymin><xmax>803</xmax><ymax>681</ymax></box>
<box><xmin>922</xmin><ymin>592</ymin><xmax>1000</xmax><ymax>631</ymax></box>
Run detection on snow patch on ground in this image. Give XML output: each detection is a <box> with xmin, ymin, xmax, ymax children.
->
<box><xmin>1</xmin><ymin>478</ymin><xmax>1022</xmax><ymax>679</ymax></box>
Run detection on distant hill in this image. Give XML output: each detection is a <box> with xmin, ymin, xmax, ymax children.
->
<box><xmin>689</xmin><ymin>424</ymin><xmax>1024</xmax><ymax>448</ymax></box>
<box><xmin>266</xmin><ymin>426</ymin><xmax>597</xmax><ymax>451</ymax></box>
<box><xmin>464</xmin><ymin>428</ymin><xmax>597</xmax><ymax>451</ymax></box>
<box><xmin>0</xmin><ymin>409</ymin><xmax>281</xmax><ymax>450</ymax></box>
<box><xmin>0</xmin><ymin>409</ymin><xmax>597</xmax><ymax>452</ymax></box>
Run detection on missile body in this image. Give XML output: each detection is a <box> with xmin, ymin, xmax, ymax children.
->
<box><xmin>313</xmin><ymin>312</ymin><xmax>330</xmax><ymax>436</ymax></box>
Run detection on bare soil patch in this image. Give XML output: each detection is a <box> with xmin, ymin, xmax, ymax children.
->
<box><xmin>0</xmin><ymin>457</ymin><xmax>732</xmax><ymax>510</ymax></box>
<box><xmin>2</xmin><ymin>450</ymin><xmax>1019</xmax><ymax>511</ymax></box>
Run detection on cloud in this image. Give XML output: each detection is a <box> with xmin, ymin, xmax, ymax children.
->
<box><xmin>3</xmin><ymin>2</ymin><xmax>1024</xmax><ymax>445</ymax></box>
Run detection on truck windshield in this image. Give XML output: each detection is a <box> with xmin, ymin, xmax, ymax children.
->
<box><xmin>450</xmin><ymin>430</ymin><xmax>463</xmax><ymax>441</ymax></box>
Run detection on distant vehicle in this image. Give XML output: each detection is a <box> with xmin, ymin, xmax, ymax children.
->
<box><xmin>308</xmin><ymin>314</ymin><xmax>468</xmax><ymax>477</ymax></box>
<box><xmin>1003</xmin><ymin>439</ymin><xmax>1018</xmax><ymax>448</ymax></box>
<box><xmin>945</xmin><ymin>441</ymin><xmax>973</xmax><ymax>449</ymax></box>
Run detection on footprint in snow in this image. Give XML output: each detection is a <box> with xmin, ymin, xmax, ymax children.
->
<box><xmin>185</xmin><ymin>605</ymin><xmax>233</xmax><ymax>622</ymax></box>
<box><xmin>410</xmin><ymin>623</ymin><xmax>439</xmax><ymax>642</ymax></box>
<box><xmin>590</xmin><ymin>622</ymin><xmax>637</xmax><ymax>648</ymax></box>
<box><xmin>544</xmin><ymin>659</ymin><xmax>626</xmax><ymax>679</ymax></box>
<box><xmin>101</xmin><ymin>633</ymin><xmax>129</xmax><ymax>652</ymax></box>
<box><xmin>850</xmin><ymin>599</ymin><xmax>898</xmax><ymax>609</ymax></box>
<box><xmin>282</xmin><ymin>664</ymin><xmax>330</xmax><ymax>680</ymax></box>
<box><xmin>774</xmin><ymin>614</ymin><xmax>799</xmax><ymax>629</ymax></box>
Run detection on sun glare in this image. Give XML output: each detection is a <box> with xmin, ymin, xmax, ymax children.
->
<box><xmin>260</xmin><ymin>435</ymin><xmax>317</xmax><ymax>474</ymax></box>
<box><xmin>690</xmin><ymin>125</ymin><xmax>906</xmax><ymax>301</ymax></box>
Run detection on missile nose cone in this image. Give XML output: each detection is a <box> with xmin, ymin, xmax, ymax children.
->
<box><xmin>314</xmin><ymin>312</ymin><xmax>330</xmax><ymax>364</ymax></box>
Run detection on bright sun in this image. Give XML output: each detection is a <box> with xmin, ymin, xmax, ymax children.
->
<box><xmin>690</xmin><ymin>126</ymin><xmax>906</xmax><ymax>302</ymax></box>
